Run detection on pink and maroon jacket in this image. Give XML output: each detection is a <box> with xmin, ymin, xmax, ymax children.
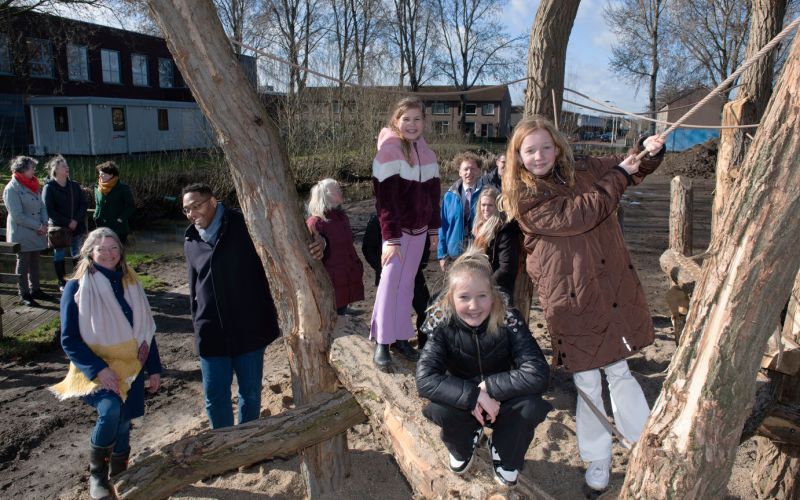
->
<box><xmin>372</xmin><ymin>127</ymin><xmax>441</xmax><ymax>245</ymax></box>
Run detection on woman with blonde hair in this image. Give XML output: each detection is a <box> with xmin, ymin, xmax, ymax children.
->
<box><xmin>50</xmin><ymin>227</ymin><xmax>161</xmax><ymax>499</ymax></box>
<box><xmin>306</xmin><ymin>178</ymin><xmax>364</xmax><ymax>315</ymax></box>
<box><xmin>470</xmin><ymin>186</ymin><xmax>519</xmax><ymax>298</ymax></box>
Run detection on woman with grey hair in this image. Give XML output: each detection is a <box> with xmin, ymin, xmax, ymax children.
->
<box><xmin>3</xmin><ymin>156</ymin><xmax>51</xmax><ymax>307</ymax></box>
<box><xmin>42</xmin><ymin>155</ymin><xmax>88</xmax><ymax>290</ymax></box>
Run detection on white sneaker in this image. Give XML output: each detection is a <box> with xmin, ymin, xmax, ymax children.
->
<box><xmin>488</xmin><ymin>437</ymin><xmax>518</xmax><ymax>487</ymax></box>
<box><xmin>448</xmin><ymin>427</ymin><xmax>483</xmax><ymax>475</ymax></box>
<box><xmin>585</xmin><ymin>458</ymin><xmax>611</xmax><ymax>491</ymax></box>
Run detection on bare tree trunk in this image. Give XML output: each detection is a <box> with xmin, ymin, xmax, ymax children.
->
<box><xmin>669</xmin><ymin>175</ymin><xmax>693</xmax><ymax>256</ymax></box>
<box><xmin>711</xmin><ymin>0</ymin><xmax>787</xmax><ymax>234</ymax></box>
<box><xmin>523</xmin><ymin>0</ymin><xmax>580</xmax><ymax>119</ymax></box>
<box><xmin>620</xmin><ymin>33</ymin><xmax>800</xmax><ymax>499</ymax></box>
<box><xmin>115</xmin><ymin>391</ymin><xmax>364</xmax><ymax>500</ymax></box>
<box><xmin>146</xmin><ymin>1</ymin><xmax>349</xmax><ymax>496</ymax></box>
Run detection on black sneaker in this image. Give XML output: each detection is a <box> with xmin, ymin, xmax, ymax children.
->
<box><xmin>30</xmin><ymin>289</ymin><xmax>54</xmax><ymax>301</ymax></box>
<box><xmin>373</xmin><ymin>343</ymin><xmax>392</xmax><ymax>368</ymax></box>
<box><xmin>391</xmin><ymin>340</ymin><xmax>419</xmax><ymax>362</ymax></box>
<box><xmin>488</xmin><ymin>437</ymin><xmax>518</xmax><ymax>487</ymax></box>
<box><xmin>19</xmin><ymin>293</ymin><xmax>39</xmax><ymax>307</ymax></box>
<box><xmin>448</xmin><ymin>427</ymin><xmax>483</xmax><ymax>475</ymax></box>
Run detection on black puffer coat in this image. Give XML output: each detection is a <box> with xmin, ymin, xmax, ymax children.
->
<box><xmin>416</xmin><ymin>308</ymin><xmax>549</xmax><ymax>411</ymax></box>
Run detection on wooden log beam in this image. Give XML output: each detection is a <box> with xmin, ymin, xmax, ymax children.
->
<box><xmin>115</xmin><ymin>390</ymin><xmax>365</xmax><ymax>500</ymax></box>
<box><xmin>330</xmin><ymin>321</ymin><xmax>553</xmax><ymax>499</ymax></box>
<box><xmin>758</xmin><ymin>402</ymin><xmax>800</xmax><ymax>446</ymax></box>
<box><xmin>669</xmin><ymin>176</ymin><xmax>693</xmax><ymax>256</ymax></box>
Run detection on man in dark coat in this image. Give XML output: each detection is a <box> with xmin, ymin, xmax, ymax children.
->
<box><xmin>181</xmin><ymin>183</ymin><xmax>322</xmax><ymax>429</ymax></box>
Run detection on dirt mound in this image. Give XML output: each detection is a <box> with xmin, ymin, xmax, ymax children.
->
<box><xmin>659</xmin><ymin>138</ymin><xmax>718</xmax><ymax>179</ymax></box>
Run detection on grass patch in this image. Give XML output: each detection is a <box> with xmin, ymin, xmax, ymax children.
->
<box><xmin>137</xmin><ymin>273</ymin><xmax>169</xmax><ymax>293</ymax></box>
<box><xmin>127</xmin><ymin>253</ymin><xmax>159</xmax><ymax>267</ymax></box>
<box><xmin>0</xmin><ymin>317</ymin><xmax>61</xmax><ymax>361</ymax></box>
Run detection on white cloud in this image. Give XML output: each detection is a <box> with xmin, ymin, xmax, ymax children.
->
<box><xmin>505</xmin><ymin>0</ymin><xmax>539</xmax><ymax>35</ymax></box>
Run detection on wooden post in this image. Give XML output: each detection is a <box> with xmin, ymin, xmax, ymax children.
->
<box><xmin>146</xmin><ymin>1</ymin><xmax>348</xmax><ymax>496</ymax></box>
<box><xmin>620</xmin><ymin>33</ymin><xmax>800</xmax><ymax>498</ymax></box>
<box><xmin>669</xmin><ymin>176</ymin><xmax>693</xmax><ymax>256</ymax></box>
<box><xmin>115</xmin><ymin>391</ymin><xmax>365</xmax><ymax>500</ymax></box>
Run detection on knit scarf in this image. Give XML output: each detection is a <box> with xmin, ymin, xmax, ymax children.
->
<box><xmin>49</xmin><ymin>267</ymin><xmax>156</xmax><ymax>402</ymax></box>
<box><xmin>97</xmin><ymin>175</ymin><xmax>119</xmax><ymax>196</ymax></box>
<box><xmin>14</xmin><ymin>172</ymin><xmax>40</xmax><ymax>194</ymax></box>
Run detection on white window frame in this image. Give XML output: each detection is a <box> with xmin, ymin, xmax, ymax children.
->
<box><xmin>131</xmin><ymin>53</ymin><xmax>149</xmax><ymax>87</ymax></box>
<box><xmin>432</xmin><ymin>102</ymin><xmax>450</xmax><ymax>115</ymax></box>
<box><xmin>332</xmin><ymin>100</ymin><xmax>342</xmax><ymax>114</ymax></box>
<box><xmin>480</xmin><ymin>123</ymin><xmax>494</xmax><ymax>137</ymax></box>
<box><xmin>158</xmin><ymin>58</ymin><xmax>174</xmax><ymax>88</ymax></box>
<box><xmin>67</xmin><ymin>44</ymin><xmax>89</xmax><ymax>82</ymax></box>
<box><xmin>0</xmin><ymin>33</ymin><xmax>13</xmax><ymax>75</ymax></box>
<box><xmin>434</xmin><ymin>120</ymin><xmax>449</xmax><ymax>135</ymax></box>
<box><xmin>463</xmin><ymin>103</ymin><xmax>477</xmax><ymax>115</ymax></box>
<box><xmin>101</xmin><ymin>48</ymin><xmax>121</xmax><ymax>84</ymax></box>
<box><xmin>27</xmin><ymin>38</ymin><xmax>54</xmax><ymax>79</ymax></box>
<box><xmin>482</xmin><ymin>103</ymin><xmax>495</xmax><ymax>116</ymax></box>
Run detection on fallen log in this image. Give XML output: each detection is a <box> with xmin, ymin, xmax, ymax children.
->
<box><xmin>659</xmin><ymin>248</ymin><xmax>702</xmax><ymax>294</ymax></box>
<box><xmin>330</xmin><ymin>318</ymin><xmax>553</xmax><ymax>499</ymax></box>
<box><xmin>115</xmin><ymin>390</ymin><xmax>365</xmax><ymax>500</ymax></box>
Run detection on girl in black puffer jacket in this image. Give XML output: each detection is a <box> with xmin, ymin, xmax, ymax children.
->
<box><xmin>416</xmin><ymin>249</ymin><xmax>551</xmax><ymax>488</ymax></box>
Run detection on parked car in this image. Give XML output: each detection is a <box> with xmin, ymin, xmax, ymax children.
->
<box><xmin>600</xmin><ymin>132</ymin><xmax>613</xmax><ymax>142</ymax></box>
<box><xmin>581</xmin><ymin>131</ymin><xmax>597</xmax><ymax>141</ymax></box>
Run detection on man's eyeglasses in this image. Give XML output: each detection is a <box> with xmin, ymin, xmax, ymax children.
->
<box><xmin>182</xmin><ymin>198</ymin><xmax>211</xmax><ymax>215</ymax></box>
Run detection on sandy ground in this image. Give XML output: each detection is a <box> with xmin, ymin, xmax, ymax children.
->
<box><xmin>0</xmin><ymin>174</ymin><xmax>764</xmax><ymax>499</ymax></box>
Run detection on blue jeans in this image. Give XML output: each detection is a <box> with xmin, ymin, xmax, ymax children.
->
<box><xmin>200</xmin><ymin>347</ymin><xmax>265</xmax><ymax>429</ymax></box>
<box><xmin>53</xmin><ymin>233</ymin><xmax>84</xmax><ymax>262</ymax></box>
<box><xmin>87</xmin><ymin>391</ymin><xmax>131</xmax><ymax>453</ymax></box>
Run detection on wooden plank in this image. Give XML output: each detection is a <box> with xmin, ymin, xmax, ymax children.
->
<box><xmin>0</xmin><ymin>242</ymin><xmax>21</xmax><ymax>254</ymax></box>
<box><xmin>0</xmin><ymin>274</ymin><xmax>20</xmax><ymax>285</ymax></box>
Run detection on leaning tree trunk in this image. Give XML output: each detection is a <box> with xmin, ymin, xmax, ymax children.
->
<box><xmin>711</xmin><ymin>0</ymin><xmax>787</xmax><ymax>234</ymax></box>
<box><xmin>523</xmin><ymin>0</ymin><xmax>580</xmax><ymax>119</ymax></box>
<box><xmin>620</xmin><ymin>33</ymin><xmax>800</xmax><ymax>499</ymax></box>
<box><xmin>146</xmin><ymin>1</ymin><xmax>348</xmax><ymax>496</ymax></box>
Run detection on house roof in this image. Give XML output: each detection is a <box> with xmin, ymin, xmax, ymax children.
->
<box><xmin>660</xmin><ymin>86</ymin><xmax>712</xmax><ymax>109</ymax></box>
<box><xmin>299</xmin><ymin>85</ymin><xmax>510</xmax><ymax>102</ymax></box>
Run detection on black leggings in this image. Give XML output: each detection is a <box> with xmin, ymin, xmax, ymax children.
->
<box><xmin>423</xmin><ymin>394</ymin><xmax>552</xmax><ymax>470</ymax></box>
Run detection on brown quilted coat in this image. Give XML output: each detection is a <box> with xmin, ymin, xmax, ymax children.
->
<box><xmin>516</xmin><ymin>149</ymin><xmax>663</xmax><ymax>373</ymax></box>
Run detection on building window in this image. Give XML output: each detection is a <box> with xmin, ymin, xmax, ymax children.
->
<box><xmin>482</xmin><ymin>103</ymin><xmax>495</xmax><ymax>115</ymax></box>
<box><xmin>332</xmin><ymin>100</ymin><xmax>342</xmax><ymax>114</ymax></box>
<box><xmin>480</xmin><ymin>123</ymin><xmax>494</xmax><ymax>137</ymax></box>
<box><xmin>101</xmin><ymin>49</ymin><xmax>121</xmax><ymax>84</ymax></box>
<box><xmin>463</xmin><ymin>103</ymin><xmax>477</xmax><ymax>115</ymax></box>
<box><xmin>27</xmin><ymin>38</ymin><xmax>54</xmax><ymax>78</ymax></box>
<box><xmin>432</xmin><ymin>102</ymin><xmax>450</xmax><ymax>115</ymax></box>
<box><xmin>464</xmin><ymin>122</ymin><xmax>475</xmax><ymax>134</ymax></box>
<box><xmin>157</xmin><ymin>108</ymin><xmax>169</xmax><ymax>130</ymax></box>
<box><xmin>67</xmin><ymin>44</ymin><xmax>89</xmax><ymax>81</ymax></box>
<box><xmin>433</xmin><ymin>121</ymin><xmax>449</xmax><ymax>135</ymax></box>
<box><xmin>158</xmin><ymin>58</ymin><xmax>174</xmax><ymax>88</ymax></box>
<box><xmin>112</xmin><ymin>107</ymin><xmax>126</xmax><ymax>131</ymax></box>
<box><xmin>54</xmin><ymin>107</ymin><xmax>69</xmax><ymax>132</ymax></box>
<box><xmin>0</xmin><ymin>34</ymin><xmax>13</xmax><ymax>75</ymax></box>
<box><xmin>131</xmin><ymin>54</ymin><xmax>148</xmax><ymax>86</ymax></box>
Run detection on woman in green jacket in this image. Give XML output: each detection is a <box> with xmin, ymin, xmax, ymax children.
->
<box><xmin>94</xmin><ymin>161</ymin><xmax>135</xmax><ymax>245</ymax></box>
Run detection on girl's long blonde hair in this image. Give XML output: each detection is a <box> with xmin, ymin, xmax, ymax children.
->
<box><xmin>431</xmin><ymin>248</ymin><xmax>506</xmax><ymax>334</ymax></box>
<box><xmin>73</xmin><ymin>227</ymin><xmax>138</xmax><ymax>287</ymax></box>
<box><xmin>388</xmin><ymin>96</ymin><xmax>426</xmax><ymax>163</ymax></box>
<box><xmin>501</xmin><ymin>115</ymin><xmax>575</xmax><ymax>221</ymax></box>
<box><xmin>472</xmin><ymin>187</ymin><xmax>504</xmax><ymax>251</ymax></box>
<box><xmin>308</xmin><ymin>178</ymin><xmax>341</xmax><ymax>221</ymax></box>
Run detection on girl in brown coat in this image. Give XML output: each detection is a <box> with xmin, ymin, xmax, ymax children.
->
<box><xmin>503</xmin><ymin>116</ymin><xmax>664</xmax><ymax>492</ymax></box>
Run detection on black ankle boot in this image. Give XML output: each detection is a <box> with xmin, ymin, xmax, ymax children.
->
<box><xmin>89</xmin><ymin>443</ymin><xmax>113</xmax><ymax>499</ymax></box>
<box><xmin>391</xmin><ymin>340</ymin><xmax>419</xmax><ymax>362</ymax></box>
<box><xmin>373</xmin><ymin>343</ymin><xmax>391</xmax><ymax>368</ymax></box>
<box><xmin>54</xmin><ymin>260</ymin><xmax>67</xmax><ymax>290</ymax></box>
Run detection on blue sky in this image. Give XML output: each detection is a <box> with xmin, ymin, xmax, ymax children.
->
<box><xmin>505</xmin><ymin>0</ymin><xmax>649</xmax><ymax>115</ymax></box>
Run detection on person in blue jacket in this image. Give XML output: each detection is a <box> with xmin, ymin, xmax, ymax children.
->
<box><xmin>50</xmin><ymin>227</ymin><xmax>161</xmax><ymax>500</ymax></box>
<box><xmin>438</xmin><ymin>152</ymin><xmax>482</xmax><ymax>271</ymax></box>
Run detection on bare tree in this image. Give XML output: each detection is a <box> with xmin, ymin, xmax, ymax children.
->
<box><xmin>215</xmin><ymin>0</ymin><xmax>264</xmax><ymax>56</ymax></box>
<box><xmin>263</xmin><ymin>0</ymin><xmax>325</xmax><ymax>95</ymax></box>
<box><xmin>604</xmin><ymin>0</ymin><xmax>670</xmax><ymax>134</ymax></box>
<box><xmin>525</xmin><ymin>0</ymin><xmax>580</xmax><ymax>120</ymax></box>
<box><xmin>349</xmin><ymin>0</ymin><xmax>382</xmax><ymax>84</ymax></box>
<box><xmin>433</xmin><ymin>0</ymin><xmax>524</xmax><ymax>132</ymax></box>
<box><xmin>666</xmin><ymin>0</ymin><xmax>751</xmax><ymax>101</ymax></box>
<box><xmin>390</xmin><ymin>0</ymin><xmax>437</xmax><ymax>90</ymax></box>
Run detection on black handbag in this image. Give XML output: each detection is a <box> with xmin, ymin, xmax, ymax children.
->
<box><xmin>48</xmin><ymin>181</ymin><xmax>75</xmax><ymax>250</ymax></box>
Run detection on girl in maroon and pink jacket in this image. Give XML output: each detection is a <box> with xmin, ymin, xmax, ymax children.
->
<box><xmin>370</xmin><ymin>97</ymin><xmax>441</xmax><ymax>368</ymax></box>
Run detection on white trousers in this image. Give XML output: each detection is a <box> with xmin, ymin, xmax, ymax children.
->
<box><xmin>573</xmin><ymin>359</ymin><xmax>650</xmax><ymax>462</ymax></box>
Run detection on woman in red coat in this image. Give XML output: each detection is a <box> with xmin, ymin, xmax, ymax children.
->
<box><xmin>307</xmin><ymin>178</ymin><xmax>365</xmax><ymax>315</ymax></box>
